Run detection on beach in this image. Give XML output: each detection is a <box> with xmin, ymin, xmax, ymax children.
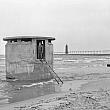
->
<box><xmin>1</xmin><ymin>80</ymin><xmax>110</xmax><ymax>110</ymax></box>
<box><xmin>1</xmin><ymin>54</ymin><xmax>110</xmax><ymax>109</ymax></box>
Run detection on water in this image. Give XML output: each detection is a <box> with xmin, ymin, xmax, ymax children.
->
<box><xmin>0</xmin><ymin>54</ymin><xmax>110</xmax><ymax>106</ymax></box>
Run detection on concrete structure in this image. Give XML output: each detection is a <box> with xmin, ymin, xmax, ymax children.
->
<box><xmin>3</xmin><ymin>36</ymin><xmax>55</xmax><ymax>82</ymax></box>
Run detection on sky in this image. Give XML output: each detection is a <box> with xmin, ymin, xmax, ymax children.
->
<box><xmin>0</xmin><ymin>0</ymin><xmax>110</xmax><ymax>54</ymax></box>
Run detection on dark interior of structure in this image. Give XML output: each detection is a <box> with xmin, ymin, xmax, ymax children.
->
<box><xmin>37</xmin><ymin>40</ymin><xmax>45</xmax><ymax>59</ymax></box>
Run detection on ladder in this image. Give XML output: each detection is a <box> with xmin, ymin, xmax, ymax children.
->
<box><xmin>40</xmin><ymin>59</ymin><xmax>63</xmax><ymax>85</ymax></box>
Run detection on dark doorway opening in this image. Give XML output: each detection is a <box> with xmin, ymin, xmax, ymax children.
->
<box><xmin>37</xmin><ymin>40</ymin><xmax>45</xmax><ymax>59</ymax></box>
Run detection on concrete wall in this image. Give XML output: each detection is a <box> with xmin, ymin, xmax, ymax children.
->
<box><xmin>45</xmin><ymin>40</ymin><xmax>53</xmax><ymax>68</ymax></box>
<box><xmin>5</xmin><ymin>41</ymin><xmax>35</xmax><ymax>79</ymax></box>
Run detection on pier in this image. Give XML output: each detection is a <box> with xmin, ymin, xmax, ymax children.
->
<box><xmin>54</xmin><ymin>50</ymin><xmax>110</xmax><ymax>55</ymax></box>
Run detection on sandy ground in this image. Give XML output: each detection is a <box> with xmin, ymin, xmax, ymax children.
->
<box><xmin>1</xmin><ymin>78</ymin><xmax>110</xmax><ymax>110</ymax></box>
<box><xmin>1</xmin><ymin>66</ymin><xmax>110</xmax><ymax>110</ymax></box>
<box><xmin>1</xmin><ymin>89</ymin><xmax>110</xmax><ymax>110</ymax></box>
<box><xmin>1</xmin><ymin>55</ymin><xmax>110</xmax><ymax>110</ymax></box>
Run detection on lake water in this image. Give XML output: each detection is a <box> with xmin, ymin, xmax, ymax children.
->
<box><xmin>0</xmin><ymin>54</ymin><xmax>110</xmax><ymax>106</ymax></box>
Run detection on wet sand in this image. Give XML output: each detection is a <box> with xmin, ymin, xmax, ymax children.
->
<box><xmin>1</xmin><ymin>78</ymin><xmax>110</xmax><ymax>110</ymax></box>
<box><xmin>0</xmin><ymin>79</ymin><xmax>87</xmax><ymax>110</ymax></box>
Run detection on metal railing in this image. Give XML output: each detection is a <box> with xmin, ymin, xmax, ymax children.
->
<box><xmin>40</xmin><ymin>59</ymin><xmax>63</xmax><ymax>85</ymax></box>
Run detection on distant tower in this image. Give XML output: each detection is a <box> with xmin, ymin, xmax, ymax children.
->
<box><xmin>65</xmin><ymin>44</ymin><xmax>68</xmax><ymax>54</ymax></box>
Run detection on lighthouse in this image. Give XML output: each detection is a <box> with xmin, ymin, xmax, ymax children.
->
<box><xmin>65</xmin><ymin>44</ymin><xmax>68</xmax><ymax>54</ymax></box>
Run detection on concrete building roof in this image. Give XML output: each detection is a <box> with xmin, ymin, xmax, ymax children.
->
<box><xmin>3</xmin><ymin>36</ymin><xmax>55</xmax><ymax>41</ymax></box>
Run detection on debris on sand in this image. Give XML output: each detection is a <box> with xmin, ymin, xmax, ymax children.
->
<box><xmin>11</xmin><ymin>89</ymin><xmax>110</xmax><ymax>110</ymax></box>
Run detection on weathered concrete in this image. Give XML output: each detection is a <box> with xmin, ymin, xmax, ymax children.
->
<box><xmin>4</xmin><ymin>36</ymin><xmax>55</xmax><ymax>81</ymax></box>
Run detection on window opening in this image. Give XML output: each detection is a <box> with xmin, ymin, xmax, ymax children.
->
<box><xmin>48</xmin><ymin>40</ymin><xmax>51</xmax><ymax>43</ymax></box>
<box><xmin>11</xmin><ymin>39</ymin><xmax>17</xmax><ymax>42</ymax></box>
<box><xmin>21</xmin><ymin>38</ymin><xmax>32</xmax><ymax>42</ymax></box>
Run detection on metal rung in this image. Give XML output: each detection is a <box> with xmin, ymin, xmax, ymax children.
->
<box><xmin>40</xmin><ymin>60</ymin><xmax>63</xmax><ymax>85</ymax></box>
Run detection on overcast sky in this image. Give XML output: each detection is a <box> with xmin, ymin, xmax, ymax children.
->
<box><xmin>0</xmin><ymin>0</ymin><xmax>110</xmax><ymax>54</ymax></box>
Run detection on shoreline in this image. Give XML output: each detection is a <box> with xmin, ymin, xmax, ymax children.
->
<box><xmin>1</xmin><ymin>79</ymin><xmax>110</xmax><ymax>109</ymax></box>
<box><xmin>0</xmin><ymin>79</ymin><xmax>89</xmax><ymax>110</ymax></box>
<box><xmin>1</xmin><ymin>87</ymin><xmax>110</xmax><ymax>110</ymax></box>
<box><xmin>0</xmin><ymin>91</ymin><xmax>68</xmax><ymax>110</ymax></box>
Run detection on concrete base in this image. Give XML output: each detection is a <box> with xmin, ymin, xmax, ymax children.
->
<box><xmin>6</xmin><ymin>62</ymin><xmax>54</xmax><ymax>82</ymax></box>
<box><xmin>6</xmin><ymin>72</ymin><xmax>53</xmax><ymax>82</ymax></box>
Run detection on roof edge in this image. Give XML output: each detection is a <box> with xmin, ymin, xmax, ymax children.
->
<box><xmin>3</xmin><ymin>36</ymin><xmax>55</xmax><ymax>41</ymax></box>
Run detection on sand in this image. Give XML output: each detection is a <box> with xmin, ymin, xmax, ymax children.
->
<box><xmin>1</xmin><ymin>55</ymin><xmax>110</xmax><ymax>109</ymax></box>
<box><xmin>1</xmin><ymin>78</ymin><xmax>110</xmax><ymax>110</ymax></box>
<box><xmin>1</xmin><ymin>89</ymin><xmax>110</xmax><ymax>110</ymax></box>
